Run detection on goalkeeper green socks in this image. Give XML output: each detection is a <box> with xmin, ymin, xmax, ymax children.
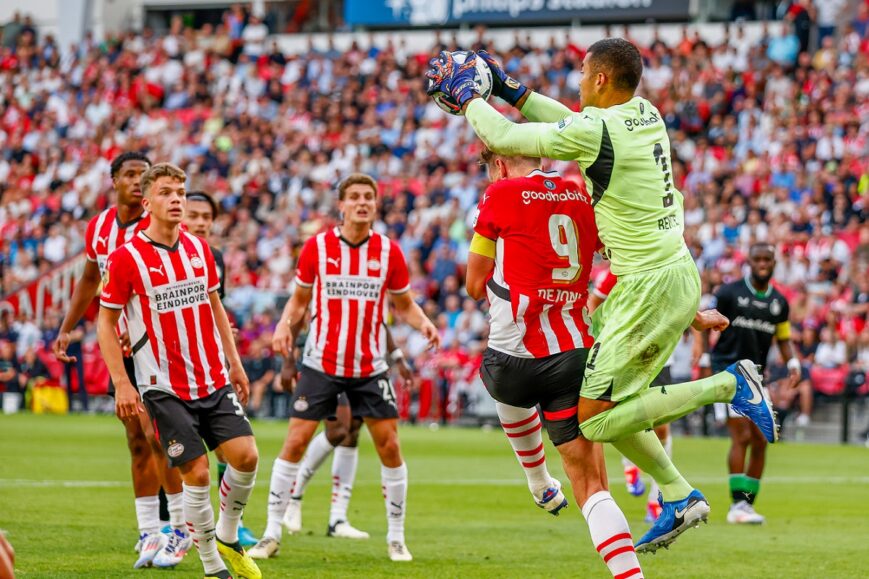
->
<box><xmin>580</xmin><ymin>372</ymin><xmax>737</xmax><ymax>442</ymax></box>
<box><xmin>613</xmin><ymin>430</ymin><xmax>693</xmax><ymax>502</ymax></box>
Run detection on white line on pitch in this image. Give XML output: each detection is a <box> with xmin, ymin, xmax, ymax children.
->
<box><xmin>2</xmin><ymin>476</ymin><xmax>869</xmax><ymax>489</ymax></box>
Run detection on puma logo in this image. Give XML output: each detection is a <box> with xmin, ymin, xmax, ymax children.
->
<box><xmin>96</xmin><ymin>236</ymin><xmax>108</xmax><ymax>247</ymax></box>
<box><xmin>327</xmin><ymin>257</ymin><xmax>340</xmax><ymax>268</ymax></box>
<box><xmin>149</xmin><ymin>266</ymin><xmax>164</xmax><ymax>276</ymax></box>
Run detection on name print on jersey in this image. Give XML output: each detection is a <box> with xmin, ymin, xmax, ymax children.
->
<box><xmin>153</xmin><ymin>279</ymin><xmax>209</xmax><ymax>312</ymax></box>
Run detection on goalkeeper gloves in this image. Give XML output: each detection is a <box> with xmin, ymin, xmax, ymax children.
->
<box><xmin>477</xmin><ymin>50</ymin><xmax>528</xmax><ymax>107</ymax></box>
<box><xmin>426</xmin><ymin>50</ymin><xmax>481</xmax><ymax>109</ymax></box>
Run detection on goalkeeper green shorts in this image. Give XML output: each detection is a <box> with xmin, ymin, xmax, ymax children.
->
<box><xmin>583</xmin><ymin>252</ymin><xmax>700</xmax><ymax>403</ymax></box>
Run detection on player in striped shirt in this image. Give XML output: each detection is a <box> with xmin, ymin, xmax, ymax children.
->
<box><xmin>52</xmin><ymin>151</ymin><xmax>188</xmax><ymax>569</ymax></box>
<box><xmin>466</xmin><ymin>149</ymin><xmax>643</xmax><ymax>579</ymax></box>
<box><xmin>98</xmin><ymin>163</ymin><xmax>260</xmax><ymax>579</ymax></box>
<box><xmin>250</xmin><ymin>173</ymin><xmax>439</xmax><ymax>563</ymax></box>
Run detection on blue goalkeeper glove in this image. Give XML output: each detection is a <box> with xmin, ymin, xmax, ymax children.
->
<box><xmin>477</xmin><ymin>50</ymin><xmax>527</xmax><ymax>107</ymax></box>
<box><xmin>425</xmin><ymin>51</ymin><xmax>481</xmax><ymax>109</ymax></box>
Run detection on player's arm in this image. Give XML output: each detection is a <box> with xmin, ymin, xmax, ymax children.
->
<box><xmin>519</xmin><ymin>91</ymin><xmax>575</xmax><ymax>123</ymax></box>
<box><xmin>477</xmin><ymin>50</ymin><xmax>571</xmax><ymax>121</ymax></box>
<box><xmin>210</xmin><ymin>290</ymin><xmax>251</xmax><ymax>406</ymax></box>
<box><xmin>466</xmin><ymin>233</ymin><xmax>496</xmax><ymax>301</ymax></box>
<box><xmin>464</xmin><ymin>98</ymin><xmax>600</xmax><ymax>163</ymax></box>
<box><xmin>273</xmin><ymin>287</ymin><xmax>312</xmax><ymax>358</ymax></box>
<box><xmin>97</xmin><ymin>306</ymin><xmax>143</xmax><ymax>420</ymax></box>
<box><xmin>391</xmin><ymin>291</ymin><xmax>440</xmax><ymax>351</ymax></box>
<box><xmin>385</xmin><ymin>325</ymin><xmax>414</xmax><ymax>385</ymax></box>
<box><xmin>54</xmin><ymin>259</ymin><xmax>102</xmax><ymax>363</ymax></box>
<box><xmin>774</xmin><ymin>305</ymin><xmax>801</xmax><ymax>387</ymax></box>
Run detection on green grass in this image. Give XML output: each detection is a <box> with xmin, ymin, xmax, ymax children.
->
<box><xmin>1</xmin><ymin>414</ymin><xmax>867</xmax><ymax>578</ymax></box>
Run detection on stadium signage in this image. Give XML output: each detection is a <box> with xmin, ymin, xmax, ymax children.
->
<box><xmin>345</xmin><ymin>0</ymin><xmax>691</xmax><ymax>26</ymax></box>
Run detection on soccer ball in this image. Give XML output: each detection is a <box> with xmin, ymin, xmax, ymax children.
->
<box><xmin>430</xmin><ymin>51</ymin><xmax>493</xmax><ymax>116</ymax></box>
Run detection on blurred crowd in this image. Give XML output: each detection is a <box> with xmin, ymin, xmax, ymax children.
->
<box><xmin>0</xmin><ymin>1</ymin><xmax>867</xmax><ymax>425</ymax></box>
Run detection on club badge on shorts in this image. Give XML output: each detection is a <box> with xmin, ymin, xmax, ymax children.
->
<box><xmin>294</xmin><ymin>396</ymin><xmax>309</xmax><ymax>412</ymax></box>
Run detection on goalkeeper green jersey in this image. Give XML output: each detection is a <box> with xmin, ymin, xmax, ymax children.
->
<box><xmin>466</xmin><ymin>93</ymin><xmax>689</xmax><ymax>276</ymax></box>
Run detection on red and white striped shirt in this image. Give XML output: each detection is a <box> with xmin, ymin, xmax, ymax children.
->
<box><xmin>85</xmin><ymin>207</ymin><xmax>150</xmax><ymax>277</ymax></box>
<box><xmin>100</xmin><ymin>231</ymin><xmax>228</xmax><ymax>400</ymax></box>
<box><xmin>474</xmin><ymin>170</ymin><xmax>597</xmax><ymax>358</ymax></box>
<box><xmin>295</xmin><ymin>227</ymin><xmax>410</xmax><ymax>378</ymax></box>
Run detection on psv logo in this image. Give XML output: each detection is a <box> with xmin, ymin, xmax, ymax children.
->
<box><xmin>367</xmin><ymin>259</ymin><xmax>381</xmax><ymax>271</ymax></box>
<box><xmin>190</xmin><ymin>256</ymin><xmax>204</xmax><ymax>269</ymax></box>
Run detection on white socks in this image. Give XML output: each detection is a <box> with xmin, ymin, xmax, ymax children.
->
<box><xmin>264</xmin><ymin>458</ymin><xmax>300</xmax><ymax>541</ymax></box>
<box><xmin>134</xmin><ymin>495</ymin><xmax>161</xmax><ymax>535</ymax></box>
<box><xmin>582</xmin><ymin>491</ymin><xmax>643</xmax><ymax>579</ymax></box>
<box><xmin>496</xmin><ymin>402</ymin><xmax>551</xmax><ymax>496</ymax></box>
<box><xmin>216</xmin><ymin>465</ymin><xmax>257</xmax><ymax>544</ymax></box>
<box><xmin>381</xmin><ymin>463</ymin><xmax>407</xmax><ymax>544</ymax></box>
<box><xmin>165</xmin><ymin>491</ymin><xmax>185</xmax><ymax>533</ymax></box>
<box><xmin>292</xmin><ymin>431</ymin><xmax>336</xmax><ymax>499</ymax></box>
<box><xmin>330</xmin><ymin>446</ymin><xmax>359</xmax><ymax>526</ymax></box>
<box><xmin>183</xmin><ymin>483</ymin><xmax>226</xmax><ymax>575</ymax></box>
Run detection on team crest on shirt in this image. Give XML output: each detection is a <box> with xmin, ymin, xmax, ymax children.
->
<box><xmin>190</xmin><ymin>256</ymin><xmax>204</xmax><ymax>269</ymax></box>
<box><xmin>770</xmin><ymin>299</ymin><xmax>781</xmax><ymax>316</ymax></box>
<box><xmin>367</xmin><ymin>259</ymin><xmax>381</xmax><ymax>271</ymax></box>
<box><xmin>294</xmin><ymin>397</ymin><xmax>309</xmax><ymax>412</ymax></box>
<box><xmin>543</xmin><ymin>179</ymin><xmax>556</xmax><ymax>190</ymax></box>
<box><xmin>167</xmin><ymin>441</ymin><xmax>185</xmax><ymax>458</ymax></box>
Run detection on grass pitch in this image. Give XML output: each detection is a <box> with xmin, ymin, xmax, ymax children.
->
<box><xmin>1</xmin><ymin>413</ymin><xmax>867</xmax><ymax>578</ymax></box>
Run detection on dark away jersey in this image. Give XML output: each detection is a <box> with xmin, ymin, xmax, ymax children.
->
<box><xmin>711</xmin><ymin>278</ymin><xmax>791</xmax><ymax>368</ymax></box>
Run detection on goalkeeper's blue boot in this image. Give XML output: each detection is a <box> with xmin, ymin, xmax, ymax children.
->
<box><xmin>635</xmin><ymin>490</ymin><xmax>709</xmax><ymax>553</ymax></box>
<box><xmin>727</xmin><ymin>360</ymin><xmax>779</xmax><ymax>443</ymax></box>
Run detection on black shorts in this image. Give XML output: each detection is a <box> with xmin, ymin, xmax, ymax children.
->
<box><xmin>480</xmin><ymin>348</ymin><xmax>588</xmax><ymax>446</ymax></box>
<box><xmin>291</xmin><ymin>366</ymin><xmax>397</xmax><ymax>421</ymax></box>
<box><xmin>650</xmin><ymin>366</ymin><xmax>671</xmax><ymax>387</ymax></box>
<box><xmin>108</xmin><ymin>356</ymin><xmax>137</xmax><ymax>397</ymax></box>
<box><xmin>143</xmin><ymin>385</ymin><xmax>254</xmax><ymax>467</ymax></box>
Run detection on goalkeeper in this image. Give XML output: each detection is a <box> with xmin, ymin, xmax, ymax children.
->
<box><xmin>426</xmin><ymin>39</ymin><xmax>778</xmax><ymax>553</ymax></box>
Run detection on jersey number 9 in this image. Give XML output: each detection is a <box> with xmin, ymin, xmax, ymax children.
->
<box><xmin>548</xmin><ymin>213</ymin><xmax>581</xmax><ymax>285</ymax></box>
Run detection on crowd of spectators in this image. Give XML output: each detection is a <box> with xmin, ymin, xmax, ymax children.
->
<box><xmin>0</xmin><ymin>1</ymin><xmax>866</xmax><ymax>428</ymax></box>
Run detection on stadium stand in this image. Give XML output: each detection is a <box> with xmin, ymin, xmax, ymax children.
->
<box><xmin>0</xmin><ymin>3</ymin><xmax>866</xmax><ymax>439</ymax></box>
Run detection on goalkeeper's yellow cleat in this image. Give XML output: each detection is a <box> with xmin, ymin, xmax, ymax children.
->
<box><xmin>216</xmin><ymin>539</ymin><xmax>261</xmax><ymax>579</ymax></box>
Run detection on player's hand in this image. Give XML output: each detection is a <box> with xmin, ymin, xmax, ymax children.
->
<box><xmin>419</xmin><ymin>319</ymin><xmax>441</xmax><ymax>351</ymax></box>
<box><xmin>52</xmin><ymin>332</ymin><xmax>76</xmax><ymax>363</ymax></box>
<box><xmin>395</xmin><ymin>358</ymin><xmax>415</xmax><ymax>388</ymax></box>
<box><xmin>115</xmin><ymin>383</ymin><xmax>144</xmax><ymax>421</ymax></box>
<box><xmin>691</xmin><ymin>309</ymin><xmax>730</xmax><ymax>332</ymax></box>
<box><xmin>119</xmin><ymin>331</ymin><xmax>132</xmax><ymax>357</ymax></box>
<box><xmin>272</xmin><ymin>322</ymin><xmax>293</xmax><ymax>358</ymax></box>
<box><xmin>426</xmin><ymin>50</ymin><xmax>481</xmax><ymax>109</ymax></box>
<box><xmin>230</xmin><ymin>365</ymin><xmax>251</xmax><ymax>407</ymax></box>
<box><xmin>477</xmin><ymin>50</ymin><xmax>527</xmax><ymax>107</ymax></box>
<box><xmin>279</xmin><ymin>352</ymin><xmax>297</xmax><ymax>393</ymax></box>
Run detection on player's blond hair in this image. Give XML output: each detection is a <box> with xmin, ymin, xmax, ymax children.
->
<box><xmin>338</xmin><ymin>173</ymin><xmax>378</xmax><ymax>200</ymax></box>
<box><xmin>479</xmin><ymin>147</ymin><xmax>540</xmax><ymax>169</ymax></box>
<box><xmin>141</xmin><ymin>163</ymin><xmax>187</xmax><ymax>196</ymax></box>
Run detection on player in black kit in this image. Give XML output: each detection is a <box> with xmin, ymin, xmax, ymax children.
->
<box><xmin>700</xmin><ymin>243</ymin><xmax>801</xmax><ymax>525</ymax></box>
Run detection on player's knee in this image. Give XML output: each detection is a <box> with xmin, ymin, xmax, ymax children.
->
<box><xmin>375</xmin><ymin>432</ymin><xmax>401</xmax><ymax>462</ymax></box>
<box><xmin>325</xmin><ymin>420</ymin><xmax>349</xmax><ymax>446</ymax></box>
<box><xmin>233</xmin><ymin>447</ymin><xmax>260</xmax><ymax>473</ymax></box>
<box><xmin>182</xmin><ymin>460</ymin><xmax>211</xmax><ymax>486</ymax></box>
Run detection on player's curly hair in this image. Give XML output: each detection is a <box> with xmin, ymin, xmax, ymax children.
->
<box><xmin>110</xmin><ymin>151</ymin><xmax>151</xmax><ymax>179</ymax></box>
<box><xmin>141</xmin><ymin>162</ymin><xmax>186</xmax><ymax>196</ymax></box>
<box><xmin>587</xmin><ymin>38</ymin><xmax>643</xmax><ymax>92</ymax></box>
<box><xmin>338</xmin><ymin>173</ymin><xmax>378</xmax><ymax>200</ymax></box>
